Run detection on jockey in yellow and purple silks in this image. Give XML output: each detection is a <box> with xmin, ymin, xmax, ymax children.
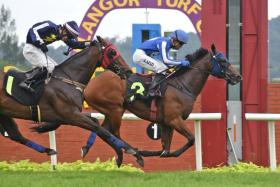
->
<box><xmin>132</xmin><ymin>29</ymin><xmax>190</xmax><ymax>97</ymax></box>
<box><xmin>19</xmin><ymin>20</ymin><xmax>93</xmax><ymax>93</ymax></box>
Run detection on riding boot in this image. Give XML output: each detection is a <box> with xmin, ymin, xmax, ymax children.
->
<box><xmin>19</xmin><ymin>79</ymin><xmax>36</xmax><ymax>93</ymax></box>
<box><xmin>147</xmin><ymin>73</ymin><xmax>165</xmax><ymax>97</ymax></box>
<box><xmin>19</xmin><ymin>67</ymin><xmax>47</xmax><ymax>93</ymax></box>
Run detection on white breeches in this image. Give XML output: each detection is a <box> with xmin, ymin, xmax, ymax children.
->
<box><xmin>23</xmin><ymin>43</ymin><xmax>57</xmax><ymax>73</ymax></box>
<box><xmin>133</xmin><ymin>49</ymin><xmax>168</xmax><ymax>73</ymax></box>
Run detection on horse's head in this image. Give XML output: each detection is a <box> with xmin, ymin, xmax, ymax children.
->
<box><xmin>209</xmin><ymin>44</ymin><xmax>242</xmax><ymax>85</ymax></box>
<box><xmin>96</xmin><ymin>36</ymin><xmax>132</xmax><ymax>78</ymax></box>
<box><xmin>96</xmin><ymin>35</ymin><xmax>121</xmax><ymax>68</ymax></box>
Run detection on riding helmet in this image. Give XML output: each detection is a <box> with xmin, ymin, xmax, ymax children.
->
<box><xmin>170</xmin><ymin>29</ymin><xmax>188</xmax><ymax>44</ymax></box>
<box><xmin>64</xmin><ymin>21</ymin><xmax>80</xmax><ymax>38</ymax></box>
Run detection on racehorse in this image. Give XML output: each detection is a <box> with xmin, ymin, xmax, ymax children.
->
<box><xmin>0</xmin><ymin>39</ymin><xmax>143</xmax><ymax>167</ymax></box>
<box><xmin>34</xmin><ymin>38</ymin><xmax>242</xmax><ymax>159</ymax></box>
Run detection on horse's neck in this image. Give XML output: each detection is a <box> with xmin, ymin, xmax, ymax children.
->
<box><xmin>54</xmin><ymin>47</ymin><xmax>100</xmax><ymax>85</ymax></box>
<box><xmin>176</xmin><ymin>54</ymin><xmax>211</xmax><ymax>97</ymax></box>
<box><xmin>116</xmin><ymin>56</ymin><xmax>131</xmax><ymax>72</ymax></box>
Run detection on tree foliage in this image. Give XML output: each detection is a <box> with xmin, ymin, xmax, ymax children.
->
<box><xmin>0</xmin><ymin>5</ymin><xmax>25</xmax><ymax>65</ymax></box>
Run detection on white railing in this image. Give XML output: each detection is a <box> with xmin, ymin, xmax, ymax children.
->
<box><xmin>245</xmin><ymin>113</ymin><xmax>280</xmax><ymax>171</ymax></box>
<box><xmin>49</xmin><ymin>112</ymin><xmax>222</xmax><ymax>171</ymax></box>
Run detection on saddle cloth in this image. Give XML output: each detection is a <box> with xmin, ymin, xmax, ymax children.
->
<box><xmin>125</xmin><ymin>73</ymin><xmax>167</xmax><ymax>104</ymax></box>
<box><xmin>3</xmin><ymin>68</ymin><xmax>46</xmax><ymax>106</ymax></box>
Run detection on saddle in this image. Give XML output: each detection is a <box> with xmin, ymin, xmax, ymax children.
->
<box><xmin>3</xmin><ymin>67</ymin><xmax>47</xmax><ymax>106</ymax></box>
<box><xmin>125</xmin><ymin>73</ymin><xmax>168</xmax><ymax>104</ymax></box>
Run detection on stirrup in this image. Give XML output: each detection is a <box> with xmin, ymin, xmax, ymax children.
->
<box><xmin>147</xmin><ymin>90</ymin><xmax>156</xmax><ymax>97</ymax></box>
<box><xmin>147</xmin><ymin>89</ymin><xmax>162</xmax><ymax>98</ymax></box>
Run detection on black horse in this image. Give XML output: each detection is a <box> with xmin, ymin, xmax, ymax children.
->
<box><xmin>0</xmin><ymin>39</ymin><xmax>143</xmax><ymax>167</ymax></box>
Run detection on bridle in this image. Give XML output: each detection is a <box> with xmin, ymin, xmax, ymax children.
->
<box><xmin>186</xmin><ymin>52</ymin><xmax>229</xmax><ymax>78</ymax></box>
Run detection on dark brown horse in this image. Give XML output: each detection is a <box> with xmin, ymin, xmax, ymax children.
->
<box><xmin>83</xmin><ymin>44</ymin><xmax>242</xmax><ymax>158</ymax></box>
<box><xmin>35</xmin><ymin>38</ymin><xmax>242</xmax><ymax>159</ymax></box>
<box><xmin>0</xmin><ymin>39</ymin><xmax>143</xmax><ymax>167</ymax></box>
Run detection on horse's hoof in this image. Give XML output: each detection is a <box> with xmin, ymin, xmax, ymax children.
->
<box><xmin>116</xmin><ymin>158</ymin><xmax>122</xmax><ymax>168</ymax></box>
<box><xmin>116</xmin><ymin>153</ymin><xmax>123</xmax><ymax>168</ymax></box>
<box><xmin>160</xmin><ymin>150</ymin><xmax>169</xmax><ymax>157</ymax></box>
<box><xmin>115</xmin><ymin>148</ymin><xmax>123</xmax><ymax>168</ymax></box>
<box><xmin>81</xmin><ymin>146</ymin><xmax>89</xmax><ymax>158</ymax></box>
<box><xmin>134</xmin><ymin>150</ymin><xmax>144</xmax><ymax>167</ymax></box>
<box><xmin>136</xmin><ymin>157</ymin><xmax>144</xmax><ymax>167</ymax></box>
<box><xmin>46</xmin><ymin>149</ymin><xmax>57</xmax><ymax>156</ymax></box>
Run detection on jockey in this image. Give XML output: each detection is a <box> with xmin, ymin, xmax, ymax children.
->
<box><xmin>132</xmin><ymin>29</ymin><xmax>190</xmax><ymax>97</ymax></box>
<box><xmin>19</xmin><ymin>20</ymin><xmax>93</xmax><ymax>93</ymax></box>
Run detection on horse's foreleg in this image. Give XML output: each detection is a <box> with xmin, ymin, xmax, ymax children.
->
<box><xmin>164</xmin><ymin>117</ymin><xmax>195</xmax><ymax>157</ymax></box>
<box><xmin>65</xmin><ymin>112</ymin><xmax>144</xmax><ymax>167</ymax></box>
<box><xmin>81</xmin><ymin>112</ymin><xmax>144</xmax><ymax>167</ymax></box>
<box><xmin>81</xmin><ymin>117</ymin><xmax>111</xmax><ymax>158</ymax></box>
<box><xmin>81</xmin><ymin>132</ymin><xmax>97</xmax><ymax>158</ymax></box>
<box><xmin>0</xmin><ymin>115</ymin><xmax>56</xmax><ymax>155</ymax></box>
<box><xmin>66</xmin><ymin>113</ymin><xmax>123</xmax><ymax>166</ymax></box>
<box><xmin>105</xmin><ymin>111</ymin><xmax>144</xmax><ymax>167</ymax></box>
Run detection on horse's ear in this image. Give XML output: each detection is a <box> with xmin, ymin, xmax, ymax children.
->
<box><xmin>96</xmin><ymin>35</ymin><xmax>109</xmax><ymax>47</ymax></box>
<box><xmin>211</xmin><ymin>44</ymin><xmax>216</xmax><ymax>54</ymax></box>
<box><xmin>96</xmin><ymin>35</ymin><xmax>102</xmax><ymax>43</ymax></box>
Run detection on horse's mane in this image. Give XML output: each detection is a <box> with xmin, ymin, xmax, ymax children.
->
<box><xmin>185</xmin><ymin>47</ymin><xmax>209</xmax><ymax>63</ymax></box>
<box><xmin>173</xmin><ymin>48</ymin><xmax>209</xmax><ymax>77</ymax></box>
<box><xmin>56</xmin><ymin>47</ymin><xmax>92</xmax><ymax>68</ymax></box>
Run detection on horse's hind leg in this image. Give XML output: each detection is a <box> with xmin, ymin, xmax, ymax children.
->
<box><xmin>164</xmin><ymin>117</ymin><xmax>195</xmax><ymax>157</ymax></box>
<box><xmin>0</xmin><ymin>123</ymin><xmax>8</xmax><ymax>137</ymax></box>
<box><xmin>30</xmin><ymin>122</ymin><xmax>61</xmax><ymax>134</ymax></box>
<box><xmin>139</xmin><ymin>124</ymin><xmax>174</xmax><ymax>157</ymax></box>
<box><xmin>0</xmin><ymin>115</ymin><xmax>57</xmax><ymax>155</ymax></box>
<box><xmin>160</xmin><ymin>125</ymin><xmax>174</xmax><ymax>157</ymax></box>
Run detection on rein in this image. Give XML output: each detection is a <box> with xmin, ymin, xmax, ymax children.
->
<box><xmin>187</xmin><ymin>52</ymin><xmax>215</xmax><ymax>75</ymax></box>
<box><xmin>188</xmin><ymin>66</ymin><xmax>211</xmax><ymax>75</ymax></box>
<box><xmin>51</xmin><ymin>75</ymin><xmax>86</xmax><ymax>92</ymax></box>
<box><xmin>164</xmin><ymin>52</ymin><xmax>215</xmax><ymax>99</ymax></box>
<box><xmin>51</xmin><ymin>41</ymin><xmax>103</xmax><ymax>93</ymax></box>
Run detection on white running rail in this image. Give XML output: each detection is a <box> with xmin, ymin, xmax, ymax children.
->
<box><xmin>245</xmin><ymin>113</ymin><xmax>280</xmax><ymax>171</ymax></box>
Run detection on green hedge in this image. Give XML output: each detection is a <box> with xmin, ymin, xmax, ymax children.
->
<box><xmin>202</xmin><ymin>162</ymin><xmax>280</xmax><ymax>173</ymax></box>
<box><xmin>0</xmin><ymin>158</ymin><xmax>143</xmax><ymax>172</ymax></box>
<box><xmin>0</xmin><ymin>159</ymin><xmax>278</xmax><ymax>173</ymax></box>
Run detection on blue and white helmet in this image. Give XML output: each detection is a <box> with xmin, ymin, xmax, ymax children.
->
<box><xmin>64</xmin><ymin>21</ymin><xmax>80</xmax><ymax>38</ymax></box>
<box><xmin>170</xmin><ymin>29</ymin><xmax>188</xmax><ymax>44</ymax></box>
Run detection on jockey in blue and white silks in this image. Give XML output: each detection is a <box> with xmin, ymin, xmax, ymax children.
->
<box><xmin>133</xmin><ymin>29</ymin><xmax>190</xmax><ymax>96</ymax></box>
<box><xmin>20</xmin><ymin>20</ymin><xmax>92</xmax><ymax>92</ymax></box>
